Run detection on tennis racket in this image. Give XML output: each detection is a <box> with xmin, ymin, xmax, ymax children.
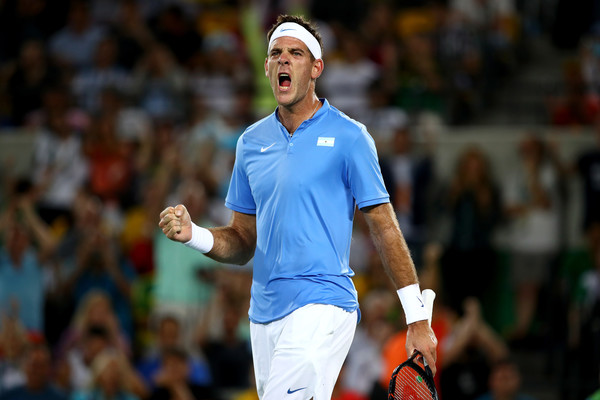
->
<box><xmin>388</xmin><ymin>289</ymin><xmax>438</xmax><ymax>400</ymax></box>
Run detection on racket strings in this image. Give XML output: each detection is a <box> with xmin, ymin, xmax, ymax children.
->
<box><xmin>393</xmin><ymin>368</ymin><xmax>433</xmax><ymax>399</ymax></box>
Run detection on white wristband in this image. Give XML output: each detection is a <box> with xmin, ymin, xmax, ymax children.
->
<box><xmin>183</xmin><ymin>222</ymin><xmax>214</xmax><ymax>254</ymax></box>
<box><xmin>397</xmin><ymin>283</ymin><xmax>429</xmax><ymax>325</ymax></box>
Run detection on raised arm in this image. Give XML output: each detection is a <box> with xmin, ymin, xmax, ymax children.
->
<box><xmin>159</xmin><ymin>205</ymin><xmax>257</xmax><ymax>265</ymax></box>
<box><xmin>362</xmin><ymin>202</ymin><xmax>438</xmax><ymax>375</ymax></box>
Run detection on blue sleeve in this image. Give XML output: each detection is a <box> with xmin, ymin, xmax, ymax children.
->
<box><xmin>346</xmin><ymin>128</ymin><xmax>390</xmax><ymax>209</ymax></box>
<box><xmin>225</xmin><ymin>134</ymin><xmax>257</xmax><ymax>214</ymax></box>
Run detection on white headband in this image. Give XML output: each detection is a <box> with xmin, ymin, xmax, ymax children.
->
<box><xmin>268</xmin><ymin>22</ymin><xmax>322</xmax><ymax>60</ymax></box>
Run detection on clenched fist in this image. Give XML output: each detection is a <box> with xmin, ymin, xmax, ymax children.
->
<box><xmin>158</xmin><ymin>204</ymin><xmax>192</xmax><ymax>243</ymax></box>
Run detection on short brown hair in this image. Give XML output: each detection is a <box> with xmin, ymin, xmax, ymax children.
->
<box><xmin>267</xmin><ymin>14</ymin><xmax>323</xmax><ymax>59</ymax></box>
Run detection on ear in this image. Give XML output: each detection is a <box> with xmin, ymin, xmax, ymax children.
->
<box><xmin>264</xmin><ymin>57</ymin><xmax>269</xmax><ymax>77</ymax></box>
<box><xmin>311</xmin><ymin>59</ymin><xmax>324</xmax><ymax>80</ymax></box>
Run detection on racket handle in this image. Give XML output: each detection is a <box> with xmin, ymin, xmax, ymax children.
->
<box><xmin>421</xmin><ymin>289</ymin><xmax>436</xmax><ymax>327</ymax></box>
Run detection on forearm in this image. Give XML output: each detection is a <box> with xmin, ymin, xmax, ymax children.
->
<box><xmin>205</xmin><ymin>225</ymin><xmax>256</xmax><ymax>265</ymax></box>
<box><xmin>440</xmin><ymin>320</ymin><xmax>477</xmax><ymax>367</ymax></box>
<box><xmin>181</xmin><ymin>210</ymin><xmax>256</xmax><ymax>265</ymax></box>
<box><xmin>475</xmin><ymin>322</ymin><xmax>509</xmax><ymax>361</ymax></box>
<box><xmin>104</xmin><ymin>246</ymin><xmax>132</xmax><ymax>298</ymax></box>
<box><xmin>130</xmin><ymin>372</ymin><xmax>150</xmax><ymax>400</ymax></box>
<box><xmin>107</xmin><ymin>265</ymin><xmax>132</xmax><ymax>298</ymax></box>
<box><xmin>364</xmin><ymin>203</ymin><xmax>419</xmax><ymax>289</ymax></box>
<box><xmin>20</xmin><ymin>204</ymin><xmax>57</xmax><ymax>258</ymax></box>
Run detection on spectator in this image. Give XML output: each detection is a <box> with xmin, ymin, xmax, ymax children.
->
<box><xmin>580</xmin><ymin>29</ymin><xmax>600</xmax><ymax>97</ymax></box>
<box><xmin>62</xmin><ymin>225</ymin><xmax>136</xmax><ymax>342</ymax></box>
<box><xmin>318</xmin><ymin>29</ymin><xmax>380</xmax><ymax>120</ymax></box>
<box><xmin>55</xmin><ymin>290</ymin><xmax>130</xmax><ymax>363</ymax></box>
<box><xmin>380</xmin><ymin>127</ymin><xmax>435</xmax><ymax>271</ymax></box>
<box><xmin>437</xmin><ymin>5</ymin><xmax>484</xmax><ymax>125</ymax></box>
<box><xmin>48</xmin><ymin>0</ymin><xmax>106</xmax><ymax>72</ymax></box>
<box><xmin>503</xmin><ymin>134</ymin><xmax>563</xmax><ymax>341</ymax></box>
<box><xmin>119</xmin><ymin>175</ymin><xmax>165</xmax><ymax>278</ymax></box>
<box><xmin>97</xmin><ymin>87</ymin><xmax>151</xmax><ymax>146</ymax></box>
<box><xmin>569</xmin><ymin>224</ymin><xmax>600</xmax><ymax>398</ymax></box>
<box><xmin>49</xmin><ymin>189</ymin><xmax>129</xmax><ymax>347</ymax></box>
<box><xmin>191</xmin><ymin>31</ymin><xmax>250</xmax><ymax>118</ymax></box>
<box><xmin>119</xmin><ymin>169</ymin><xmax>173</xmax><ymax>348</ymax></box>
<box><xmin>0</xmin><ymin>186</ymin><xmax>56</xmax><ymax>333</ymax></box>
<box><xmin>439</xmin><ymin>297</ymin><xmax>509</xmax><ymax>400</ymax></box>
<box><xmin>71</xmin><ymin>36</ymin><xmax>132</xmax><ymax>114</ymax></box>
<box><xmin>83</xmin><ymin>113</ymin><xmax>135</xmax><ymax>206</ymax></box>
<box><xmin>6</xmin><ymin>39</ymin><xmax>62</xmax><ymax>126</ymax></box>
<box><xmin>439</xmin><ymin>145</ymin><xmax>502</xmax><ymax>311</ymax></box>
<box><xmin>550</xmin><ymin>59</ymin><xmax>600</xmax><ymax>126</ymax></box>
<box><xmin>62</xmin><ymin>324</ymin><xmax>112</xmax><ymax>391</ymax></box>
<box><xmin>450</xmin><ymin>0</ymin><xmax>517</xmax><ymax>32</ymax></box>
<box><xmin>0</xmin><ymin>343</ymin><xmax>67</xmax><ymax>400</ymax></box>
<box><xmin>182</xmin><ymin>94</ymin><xmax>229</xmax><ymax>196</ymax></box>
<box><xmin>70</xmin><ymin>349</ymin><xmax>146</xmax><ymax>400</ymax></box>
<box><xmin>201</xmin><ymin>300</ymin><xmax>253</xmax><ymax>396</ymax></box>
<box><xmin>360</xmin><ymin>79</ymin><xmax>409</xmax><ymax>148</ymax></box>
<box><xmin>110</xmin><ymin>0</ymin><xmax>154</xmax><ymax>70</ymax></box>
<box><xmin>24</xmin><ymin>84</ymin><xmax>90</xmax><ymax>134</ymax></box>
<box><xmin>148</xmin><ymin>347</ymin><xmax>215</xmax><ymax>400</ymax></box>
<box><xmin>342</xmin><ymin>290</ymin><xmax>395</xmax><ymax>399</ymax></box>
<box><xmin>394</xmin><ymin>8</ymin><xmax>446</xmax><ymax>116</ymax></box>
<box><xmin>30</xmin><ymin>109</ymin><xmax>88</xmax><ymax>227</ymax></box>
<box><xmin>575</xmin><ymin>127</ymin><xmax>600</xmax><ymax>239</ymax></box>
<box><xmin>131</xmin><ymin>43</ymin><xmax>188</xmax><ymax>122</ymax></box>
<box><xmin>358</xmin><ymin>2</ymin><xmax>400</xmax><ymax>75</ymax></box>
<box><xmin>137</xmin><ymin>315</ymin><xmax>211</xmax><ymax>389</ymax></box>
<box><xmin>475</xmin><ymin>358</ymin><xmax>537</xmax><ymax>400</ymax></box>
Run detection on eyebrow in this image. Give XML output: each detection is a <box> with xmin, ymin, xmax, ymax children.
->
<box><xmin>269</xmin><ymin>46</ymin><xmax>307</xmax><ymax>55</ymax></box>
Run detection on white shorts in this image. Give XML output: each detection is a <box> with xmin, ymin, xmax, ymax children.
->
<box><xmin>250</xmin><ymin>304</ymin><xmax>358</xmax><ymax>400</ymax></box>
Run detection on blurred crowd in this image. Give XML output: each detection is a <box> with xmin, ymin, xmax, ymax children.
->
<box><xmin>0</xmin><ymin>0</ymin><xmax>599</xmax><ymax>400</ymax></box>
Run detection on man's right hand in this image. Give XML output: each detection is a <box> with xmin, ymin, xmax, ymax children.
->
<box><xmin>159</xmin><ymin>204</ymin><xmax>192</xmax><ymax>243</ymax></box>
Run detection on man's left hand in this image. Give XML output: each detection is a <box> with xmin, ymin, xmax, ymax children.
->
<box><xmin>406</xmin><ymin>319</ymin><xmax>438</xmax><ymax>375</ymax></box>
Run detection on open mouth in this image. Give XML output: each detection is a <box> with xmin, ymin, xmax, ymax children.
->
<box><xmin>278</xmin><ymin>73</ymin><xmax>291</xmax><ymax>89</ymax></box>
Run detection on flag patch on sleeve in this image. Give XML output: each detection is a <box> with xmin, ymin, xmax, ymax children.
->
<box><xmin>317</xmin><ymin>137</ymin><xmax>335</xmax><ymax>147</ymax></box>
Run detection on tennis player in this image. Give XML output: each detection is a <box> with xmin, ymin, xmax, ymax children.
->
<box><xmin>159</xmin><ymin>14</ymin><xmax>437</xmax><ymax>400</ymax></box>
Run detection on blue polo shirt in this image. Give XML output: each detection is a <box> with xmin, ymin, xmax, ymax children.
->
<box><xmin>225</xmin><ymin>99</ymin><xmax>389</xmax><ymax>323</ymax></box>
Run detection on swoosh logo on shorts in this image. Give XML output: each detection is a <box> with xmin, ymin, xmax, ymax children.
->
<box><xmin>287</xmin><ymin>387</ymin><xmax>307</xmax><ymax>394</ymax></box>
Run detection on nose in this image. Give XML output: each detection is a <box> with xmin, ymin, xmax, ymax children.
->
<box><xmin>277</xmin><ymin>53</ymin><xmax>290</xmax><ymax>65</ymax></box>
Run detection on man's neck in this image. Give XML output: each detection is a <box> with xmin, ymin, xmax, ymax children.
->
<box><xmin>278</xmin><ymin>97</ymin><xmax>321</xmax><ymax>136</ymax></box>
